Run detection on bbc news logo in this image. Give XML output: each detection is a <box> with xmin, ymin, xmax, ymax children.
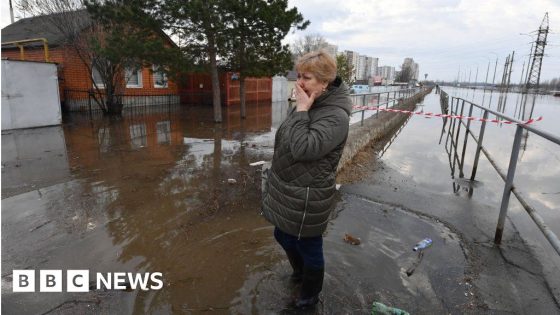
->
<box><xmin>13</xmin><ymin>270</ymin><xmax>163</xmax><ymax>292</ymax></box>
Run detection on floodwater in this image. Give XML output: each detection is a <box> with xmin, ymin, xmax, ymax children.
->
<box><xmin>2</xmin><ymin>97</ymin><xmax>471</xmax><ymax>314</ymax></box>
<box><xmin>376</xmin><ymin>87</ymin><xmax>560</xmax><ymax>289</ymax></box>
<box><xmin>2</xmin><ymin>103</ymin><xmax>285</xmax><ymax>313</ymax></box>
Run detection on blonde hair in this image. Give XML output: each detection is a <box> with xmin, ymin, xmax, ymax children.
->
<box><xmin>295</xmin><ymin>50</ymin><xmax>337</xmax><ymax>84</ymax></box>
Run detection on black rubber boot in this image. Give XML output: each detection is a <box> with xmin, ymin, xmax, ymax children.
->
<box><xmin>295</xmin><ymin>266</ymin><xmax>324</xmax><ymax>309</ymax></box>
<box><xmin>285</xmin><ymin>250</ymin><xmax>304</xmax><ymax>282</ymax></box>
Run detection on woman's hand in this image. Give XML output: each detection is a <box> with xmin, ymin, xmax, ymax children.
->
<box><xmin>295</xmin><ymin>83</ymin><xmax>317</xmax><ymax>112</ymax></box>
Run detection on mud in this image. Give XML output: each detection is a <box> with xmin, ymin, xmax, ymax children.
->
<box><xmin>2</xmin><ymin>93</ymin><xmax>533</xmax><ymax>314</ymax></box>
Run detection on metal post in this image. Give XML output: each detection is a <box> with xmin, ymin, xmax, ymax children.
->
<box><xmin>451</xmin><ymin>100</ymin><xmax>464</xmax><ymax>173</ymax></box>
<box><xmin>361</xmin><ymin>110</ymin><xmax>365</xmax><ymax>126</ymax></box>
<box><xmin>17</xmin><ymin>44</ymin><xmax>24</xmax><ymax>60</ymax></box>
<box><xmin>494</xmin><ymin>125</ymin><xmax>524</xmax><ymax>244</ymax></box>
<box><xmin>445</xmin><ymin>97</ymin><xmax>455</xmax><ymax>147</ymax></box>
<box><xmin>470</xmin><ymin>110</ymin><xmax>489</xmax><ymax>181</ymax></box>
<box><xmin>459</xmin><ymin>103</ymin><xmax>474</xmax><ymax>178</ymax></box>
<box><xmin>447</xmin><ymin>98</ymin><xmax>460</xmax><ymax>148</ymax></box>
<box><xmin>387</xmin><ymin>92</ymin><xmax>390</xmax><ymax>107</ymax></box>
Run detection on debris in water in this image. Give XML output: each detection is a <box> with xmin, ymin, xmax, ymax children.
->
<box><xmin>371</xmin><ymin>301</ymin><xmax>410</xmax><ymax>315</ymax></box>
<box><xmin>343</xmin><ymin>233</ymin><xmax>361</xmax><ymax>245</ymax></box>
<box><xmin>87</xmin><ymin>222</ymin><xmax>96</xmax><ymax>230</ymax></box>
<box><xmin>336</xmin><ymin>184</ymin><xmax>341</xmax><ymax>190</ymax></box>
<box><xmin>249</xmin><ymin>161</ymin><xmax>266</xmax><ymax>166</ymax></box>
<box><xmin>413</xmin><ymin>238</ymin><xmax>432</xmax><ymax>251</ymax></box>
<box><xmin>227</xmin><ymin>179</ymin><xmax>237</xmax><ymax>184</ymax></box>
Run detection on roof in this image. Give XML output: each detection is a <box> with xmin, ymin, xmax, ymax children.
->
<box><xmin>1</xmin><ymin>9</ymin><xmax>178</xmax><ymax>50</ymax></box>
<box><xmin>1</xmin><ymin>10</ymin><xmax>91</xmax><ymax>48</ymax></box>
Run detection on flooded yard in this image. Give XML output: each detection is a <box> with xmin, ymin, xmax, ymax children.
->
<box><xmin>2</xmin><ymin>98</ymin><xmax>473</xmax><ymax>314</ymax></box>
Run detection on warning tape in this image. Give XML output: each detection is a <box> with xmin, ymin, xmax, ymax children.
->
<box><xmin>352</xmin><ymin>106</ymin><xmax>543</xmax><ymax>125</ymax></box>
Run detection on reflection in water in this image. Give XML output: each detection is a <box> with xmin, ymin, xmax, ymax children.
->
<box><xmin>1</xmin><ymin>126</ymin><xmax>71</xmax><ymax>198</ymax></box>
<box><xmin>378</xmin><ymin>112</ymin><xmax>414</xmax><ymax>158</ymax></box>
<box><xmin>2</xmin><ymin>102</ymin><xmax>290</xmax><ymax>312</ymax></box>
<box><xmin>439</xmin><ymin>94</ymin><xmax>482</xmax><ymax>197</ymax></box>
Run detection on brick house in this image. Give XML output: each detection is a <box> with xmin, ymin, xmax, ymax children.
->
<box><xmin>1</xmin><ymin>10</ymin><xmax>180</xmax><ymax>112</ymax></box>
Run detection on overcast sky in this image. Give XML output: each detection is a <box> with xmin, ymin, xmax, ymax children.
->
<box><xmin>2</xmin><ymin>0</ymin><xmax>559</xmax><ymax>82</ymax></box>
<box><xmin>285</xmin><ymin>0</ymin><xmax>560</xmax><ymax>82</ymax></box>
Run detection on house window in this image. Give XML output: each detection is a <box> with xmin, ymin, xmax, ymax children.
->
<box><xmin>92</xmin><ymin>64</ymin><xmax>105</xmax><ymax>88</ymax></box>
<box><xmin>152</xmin><ymin>65</ymin><xmax>168</xmax><ymax>88</ymax></box>
<box><xmin>125</xmin><ymin>68</ymin><xmax>142</xmax><ymax>88</ymax></box>
<box><xmin>129</xmin><ymin>124</ymin><xmax>147</xmax><ymax>148</ymax></box>
<box><xmin>156</xmin><ymin>121</ymin><xmax>171</xmax><ymax>144</ymax></box>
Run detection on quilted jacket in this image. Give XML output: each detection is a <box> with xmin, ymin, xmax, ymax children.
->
<box><xmin>262</xmin><ymin>77</ymin><xmax>352</xmax><ymax>238</ymax></box>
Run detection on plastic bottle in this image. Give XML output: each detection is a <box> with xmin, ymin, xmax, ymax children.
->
<box><xmin>413</xmin><ymin>238</ymin><xmax>432</xmax><ymax>251</ymax></box>
<box><xmin>371</xmin><ymin>302</ymin><xmax>410</xmax><ymax>315</ymax></box>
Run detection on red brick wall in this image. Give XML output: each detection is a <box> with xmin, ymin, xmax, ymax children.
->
<box><xmin>2</xmin><ymin>46</ymin><xmax>178</xmax><ymax>96</ymax></box>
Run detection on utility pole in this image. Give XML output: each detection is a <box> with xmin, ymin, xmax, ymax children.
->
<box><xmin>523</xmin><ymin>43</ymin><xmax>534</xmax><ymax>87</ymax></box>
<box><xmin>525</xmin><ymin>12</ymin><xmax>549</xmax><ymax>92</ymax></box>
<box><xmin>505</xmin><ymin>51</ymin><xmax>514</xmax><ymax>94</ymax></box>
<box><xmin>519</xmin><ymin>61</ymin><xmax>525</xmax><ymax>86</ymax></box>
<box><xmin>474</xmin><ymin>66</ymin><xmax>479</xmax><ymax>87</ymax></box>
<box><xmin>500</xmin><ymin>55</ymin><xmax>510</xmax><ymax>90</ymax></box>
<box><xmin>491</xmin><ymin>57</ymin><xmax>498</xmax><ymax>87</ymax></box>
<box><xmin>484</xmin><ymin>61</ymin><xmax>490</xmax><ymax>90</ymax></box>
<box><xmin>9</xmin><ymin>0</ymin><xmax>15</xmax><ymax>23</ymax></box>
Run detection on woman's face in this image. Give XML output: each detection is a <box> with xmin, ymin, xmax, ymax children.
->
<box><xmin>297</xmin><ymin>72</ymin><xmax>328</xmax><ymax>97</ymax></box>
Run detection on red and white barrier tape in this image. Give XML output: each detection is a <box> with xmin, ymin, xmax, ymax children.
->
<box><xmin>352</xmin><ymin>106</ymin><xmax>543</xmax><ymax>125</ymax></box>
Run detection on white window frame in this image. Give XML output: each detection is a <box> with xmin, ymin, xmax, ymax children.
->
<box><xmin>152</xmin><ymin>65</ymin><xmax>168</xmax><ymax>88</ymax></box>
<box><xmin>125</xmin><ymin>67</ymin><xmax>143</xmax><ymax>88</ymax></box>
<box><xmin>91</xmin><ymin>64</ymin><xmax>105</xmax><ymax>89</ymax></box>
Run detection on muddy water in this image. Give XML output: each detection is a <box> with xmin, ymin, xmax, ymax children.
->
<box><xmin>2</xmin><ymin>103</ymin><xmax>287</xmax><ymax>313</ymax></box>
<box><xmin>3</xmin><ymin>98</ymin><xmax>469</xmax><ymax>314</ymax></box>
<box><xmin>375</xmin><ymin>88</ymin><xmax>560</xmax><ymax>294</ymax></box>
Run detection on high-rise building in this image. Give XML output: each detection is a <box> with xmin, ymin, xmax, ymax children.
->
<box><xmin>324</xmin><ymin>44</ymin><xmax>338</xmax><ymax>58</ymax></box>
<box><xmin>401</xmin><ymin>58</ymin><xmax>419</xmax><ymax>81</ymax></box>
<box><xmin>379</xmin><ymin>66</ymin><xmax>396</xmax><ymax>81</ymax></box>
<box><xmin>345</xmin><ymin>50</ymin><xmax>360</xmax><ymax>81</ymax></box>
<box><xmin>413</xmin><ymin>62</ymin><xmax>419</xmax><ymax>80</ymax></box>
<box><xmin>370</xmin><ymin>57</ymin><xmax>379</xmax><ymax>77</ymax></box>
<box><xmin>357</xmin><ymin>55</ymin><xmax>367</xmax><ymax>80</ymax></box>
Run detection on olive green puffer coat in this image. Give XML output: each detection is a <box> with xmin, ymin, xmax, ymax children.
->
<box><xmin>262</xmin><ymin>77</ymin><xmax>352</xmax><ymax>238</ymax></box>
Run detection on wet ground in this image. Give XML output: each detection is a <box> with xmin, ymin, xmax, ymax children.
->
<box><xmin>2</xmin><ymin>91</ymin><xmax>558</xmax><ymax>314</ymax></box>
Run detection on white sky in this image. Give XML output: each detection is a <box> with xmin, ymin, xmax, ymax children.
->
<box><xmin>3</xmin><ymin>0</ymin><xmax>559</xmax><ymax>82</ymax></box>
<box><xmin>285</xmin><ymin>0</ymin><xmax>560</xmax><ymax>82</ymax></box>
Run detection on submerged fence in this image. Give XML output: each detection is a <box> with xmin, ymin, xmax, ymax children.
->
<box><xmin>437</xmin><ymin>85</ymin><xmax>560</xmax><ymax>255</ymax></box>
<box><xmin>64</xmin><ymin>89</ymin><xmax>180</xmax><ymax>113</ymax></box>
<box><xmin>349</xmin><ymin>88</ymin><xmax>422</xmax><ymax>126</ymax></box>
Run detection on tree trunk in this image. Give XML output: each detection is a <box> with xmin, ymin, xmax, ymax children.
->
<box><xmin>240</xmin><ymin>77</ymin><xmax>246</xmax><ymax>119</ymax></box>
<box><xmin>104</xmin><ymin>84</ymin><xmax>123</xmax><ymax>115</ymax></box>
<box><xmin>208</xmin><ymin>42</ymin><xmax>222</xmax><ymax>123</ymax></box>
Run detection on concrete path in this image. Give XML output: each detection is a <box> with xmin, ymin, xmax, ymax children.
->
<box><xmin>335</xmin><ymin>158</ymin><xmax>560</xmax><ymax>314</ymax></box>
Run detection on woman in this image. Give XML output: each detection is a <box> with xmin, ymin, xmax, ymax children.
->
<box><xmin>262</xmin><ymin>50</ymin><xmax>352</xmax><ymax>309</ymax></box>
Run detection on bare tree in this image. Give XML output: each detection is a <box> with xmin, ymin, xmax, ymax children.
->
<box><xmin>17</xmin><ymin>0</ymin><xmax>160</xmax><ymax>115</ymax></box>
<box><xmin>291</xmin><ymin>33</ymin><xmax>329</xmax><ymax>58</ymax></box>
<box><xmin>396</xmin><ymin>64</ymin><xmax>413</xmax><ymax>83</ymax></box>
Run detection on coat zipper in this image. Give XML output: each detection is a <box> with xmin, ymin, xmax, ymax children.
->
<box><xmin>297</xmin><ymin>187</ymin><xmax>310</xmax><ymax>240</ymax></box>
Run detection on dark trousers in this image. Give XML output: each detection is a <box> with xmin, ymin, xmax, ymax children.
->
<box><xmin>273</xmin><ymin>227</ymin><xmax>324</xmax><ymax>269</ymax></box>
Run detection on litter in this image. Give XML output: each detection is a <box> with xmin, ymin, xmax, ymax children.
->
<box><xmin>371</xmin><ymin>301</ymin><xmax>410</xmax><ymax>315</ymax></box>
<box><xmin>413</xmin><ymin>238</ymin><xmax>432</xmax><ymax>251</ymax></box>
<box><xmin>343</xmin><ymin>233</ymin><xmax>361</xmax><ymax>245</ymax></box>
